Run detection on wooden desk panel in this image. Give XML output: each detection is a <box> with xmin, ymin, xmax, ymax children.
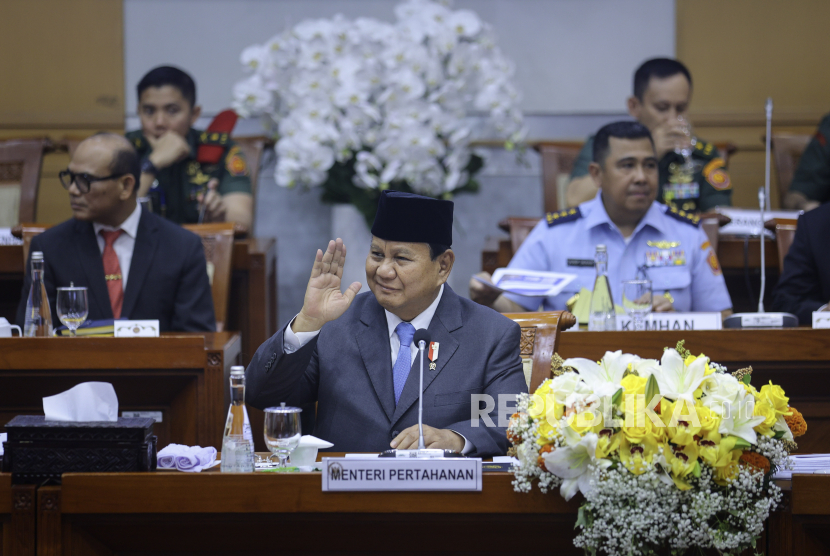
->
<box><xmin>558</xmin><ymin>329</ymin><xmax>830</xmax><ymax>454</ymax></box>
<box><xmin>43</xmin><ymin>472</ymin><xmax>582</xmax><ymax>555</ymax></box>
<box><xmin>0</xmin><ymin>475</ymin><xmax>35</xmax><ymax>556</ymax></box>
<box><xmin>767</xmin><ymin>475</ymin><xmax>830</xmax><ymax>556</ymax></box>
<box><xmin>0</xmin><ymin>237</ymin><xmax>277</xmax><ymax>366</ymax></box>
<box><xmin>0</xmin><ymin>333</ymin><xmax>239</xmax><ymax>449</ymax></box>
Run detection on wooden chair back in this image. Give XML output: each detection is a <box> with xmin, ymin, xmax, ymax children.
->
<box><xmin>533</xmin><ymin>141</ymin><xmax>583</xmax><ymax>214</ymax></box>
<box><xmin>182</xmin><ymin>222</ymin><xmax>235</xmax><ymax>332</ymax></box>
<box><xmin>771</xmin><ymin>133</ymin><xmax>812</xmax><ymax>206</ymax></box>
<box><xmin>0</xmin><ymin>139</ymin><xmax>47</xmax><ymax>227</ymax></box>
<box><xmin>17</xmin><ymin>223</ymin><xmax>51</xmax><ymax>264</ymax></box>
<box><xmin>232</xmin><ymin>136</ymin><xmax>273</xmax><ymax>230</ymax></box>
<box><xmin>502</xmin><ymin>311</ymin><xmax>577</xmax><ymax>392</ymax></box>
<box><xmin>498</xmin><ymin>216</ymin><xmax>541</xmax><ymax>254</ymax></box>
<box><xmin>773</xmin><ymin>218</ymin><xmax>799</xmax><ymax>273</ymax></box>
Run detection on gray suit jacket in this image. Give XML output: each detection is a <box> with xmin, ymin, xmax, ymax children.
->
<box><xmin>246</xmin><ymin>285</ymin><xmax>527</xmax><ymax>458</ymax></box>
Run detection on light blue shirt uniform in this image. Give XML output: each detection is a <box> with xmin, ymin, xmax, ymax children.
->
<box><xmin>504</xmin><ymin>192</ymin><xmax>732</xmax><ymax>313</ymax></box>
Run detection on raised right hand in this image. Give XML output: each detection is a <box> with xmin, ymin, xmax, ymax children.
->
<box><xmin>146</xmin><ymin>131</ymin><xmax>191</xmax><ymax>170</ymax></box>
<box><xmin>293</xmin><ymin>239</ymin><xmax>362</xmax><ymax>333</ymax></box>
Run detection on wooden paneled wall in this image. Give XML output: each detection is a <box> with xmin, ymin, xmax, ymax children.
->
<box><xmin>677</xmin><ymin>0</ymin><xmax>830</xmax><ymax>209</ymax></box>
<box><xmin>0</xmin><ymin>0</ymin><xmax>124</xmax><ymax>224</ymax></box>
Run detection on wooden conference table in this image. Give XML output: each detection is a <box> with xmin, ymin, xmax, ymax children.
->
<box><xmin>0</xmin><ymin>333</ymin><xmax>240</xmax><ymax>450</ymax></box>
<box><xmin>1</xmin><ymin>468</ymin><xmax>826</xmax><ymax>555</ymax></box>
<box><xmin>0</xmin><ymin>237</ymin><xmax>277</xmax><ymax>366</ymax></box>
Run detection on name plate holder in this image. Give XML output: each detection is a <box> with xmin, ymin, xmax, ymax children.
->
<box><xmin>321</xmin><ymin>457</ymin><xmax>482</xmax><ymax>492</ymax></box>
<box><xmin>615</xmin><ymin>312</ymin><xmax>722</xmax><ymax>331</ymax></box>
<box><xmin>813</xmin><ymin>312</ymin><xmax>830</xmax><ymax>329</ymax></box>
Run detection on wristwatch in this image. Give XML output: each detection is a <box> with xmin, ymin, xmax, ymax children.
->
<box><xmin>140</xmin><ymin>157</ymin><xmax>158</xmax><ymax>176</ymax></box>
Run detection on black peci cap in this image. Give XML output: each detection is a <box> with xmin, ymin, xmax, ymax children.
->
<box><xmin>370</xmin><ymin>190</ymin><xmax>453</xmax><ymax>246</ymax></box>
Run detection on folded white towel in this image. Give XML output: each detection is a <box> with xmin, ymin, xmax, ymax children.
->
<box><xmin>157</xmin><ymin>444</ymin><xmax>217</xmax><ymax>472</ymax></box>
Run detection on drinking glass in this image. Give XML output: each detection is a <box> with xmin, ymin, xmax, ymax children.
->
<box><xmin>622</xmin><ymin>279</ymin><xmax>652</xmax><ymax>331</ymax></box>
<box><xmin>221</xmin><ymin>435</ymin><xmax>255</xmax><ymax>473</ymax></box>
<box><xmin>264</xmin><ymin>404</ymin><xmax>302</xmax><ymax>468</ymax></box>
<box><xmin>56</xmin><ymin>285</ymin><xmax>88</xmax><ymax>337</ymax></box>
<box><xmin>673</xmin><ymin>116</ymin><xmax>701</xmax><ymax>173</ymax></box>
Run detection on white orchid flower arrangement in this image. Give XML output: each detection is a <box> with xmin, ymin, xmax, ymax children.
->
<box><xmin>507</xmin><ymin>341</ymin><xmax>805</xmax><ymax>555</ymax></box>
<box><xmin>232</xmin><ymin>0</ymin><xmax>524</xmax><ymax>225</ymax></box>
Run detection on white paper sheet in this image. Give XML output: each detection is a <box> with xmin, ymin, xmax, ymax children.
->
<box><xmin>42</xmin><ymin>382</ymin><xmax>118</xmax><ymax>422</ymax></box>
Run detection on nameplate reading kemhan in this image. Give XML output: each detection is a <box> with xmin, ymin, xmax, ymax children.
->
<box><xmin>615</xmin><ymin>312</ymin><xmax>722</xmax><ymax>331</ymax></box>
<box><xmin>321</xmin><ymin>457</ymin><xmax>482</xmax><ymax>492</ymax></box>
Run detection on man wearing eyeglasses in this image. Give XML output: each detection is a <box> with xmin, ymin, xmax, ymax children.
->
<box><xmin>15</xmin><ymin>133</ymin><xmax>216</xmax><ymax>332</ymax></box>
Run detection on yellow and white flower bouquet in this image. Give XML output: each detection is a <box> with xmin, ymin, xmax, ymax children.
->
<box><xmin>508</xmin><ymin>341</ymin><xmax>807</xmax><ymax>555</ymax></box>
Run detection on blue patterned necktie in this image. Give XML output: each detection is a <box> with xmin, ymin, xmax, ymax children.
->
<box><xmin>393</xmin><ymin>321</ymin><xmax>416</xmax><ymax>404</ymax></box>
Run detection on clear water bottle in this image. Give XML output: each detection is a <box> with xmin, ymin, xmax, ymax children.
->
<box><xmin>588</xmin><ymin>245</ymin><xmax>616</xmax><ymax>331</ymax></box>
<box><xmin>23</xmin><ymin>251</ymin><xmax>53</xmax><ymax>337</ymax></box>
<box><xmin>221</xmin><ymin>366</ymin><xmax>255</xmax><ymax>472</ymax></box>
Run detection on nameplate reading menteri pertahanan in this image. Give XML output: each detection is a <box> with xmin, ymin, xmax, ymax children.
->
<box><xmin>321</xmin><ymin>457</ymin><xmax>482</xmax><ymax>492</ymax></box>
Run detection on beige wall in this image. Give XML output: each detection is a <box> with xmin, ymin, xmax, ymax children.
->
<box><xmin>0</xmin><ymin>0</ymin><xmax>123</xmax><ymax>224</ymax></box>
<box><xmin>677</xmin><ymin>0</ymin><xmax>829</xmax><ymax>208</ymax></box>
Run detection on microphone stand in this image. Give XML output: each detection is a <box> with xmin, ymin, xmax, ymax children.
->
<box><xmin>417</xmin><ymin>338</ymin><xmax>426</xmax><ymax>450</ymax></box>
<box><xmin>723</xmin><ymin>98</ymin><xmax>797</xmax><ymax>328</ymax></box>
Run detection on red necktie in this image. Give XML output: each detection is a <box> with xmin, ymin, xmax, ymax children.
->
<box><xmin>100</xmin><ymin>229</ymin><xmax>124</xmax><ymax>319</ymax></box>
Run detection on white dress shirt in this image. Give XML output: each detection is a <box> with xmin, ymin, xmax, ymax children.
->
<box><xmin>92</xmin><ymin>203</ymin><xmax>141</xmax><ymax>291</ymax></box>
<box><xmin>283</xmin><ymin>284</ymin><xmax>471</xmax><ymax>453</ymax></box>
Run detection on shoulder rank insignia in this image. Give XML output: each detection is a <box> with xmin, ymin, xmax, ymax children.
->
<box><xmin>694</xmin><ymin>140</ymin><xmax>715</xmax><ymax>158</ymax></box>
<box><xmin>666</xmin><ymin>206</ymin><xmax>700</xmax><ymax>227</ymax></box>
<box><xmin>546</xmin><ymin>207</ymin><xmax>582</xmax><ymax>227</ymax></box>
<box><xmin>198</xmin><ymin>131</ymin><xmax>231</xmax><ymax>147</ymax></box>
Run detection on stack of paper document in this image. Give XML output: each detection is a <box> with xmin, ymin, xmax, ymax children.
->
<box><xmin>475</xmin><ymin>269</ymin><xmax>576</xmax><ymax>297</ymax></box>
<box><xmin>771</xmin><ymin>454</ymin><xmax>830</xmax><ymax>479</ymax></box>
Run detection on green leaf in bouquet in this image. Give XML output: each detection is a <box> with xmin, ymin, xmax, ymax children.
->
<box><xmin>732</xmin><ymin>437</ymin><xmax>752</xmax><ymax>450</ymax></box>
<box><xmin>742</xmin><ymin>374</ymin><xmax>752</xmax><ymax>385</ymax></box>
<box><xmin>645</xmin><ymin>373</ymin><xmax>660</xmax><ymax>405</ymax></box>
<box><xmin>692</xmin><ymin>460</ymin><xmax>701</xmax><ymax>478</ymax></box>
<box><xmin>611</xmin><ymin>388</ymin><xmax>623</xmax><ymax>407</ymax></box>
<box><xmin>773</xmin><ymin>430</ymin><xmax>785</xmax><ymax>439</ymax></box>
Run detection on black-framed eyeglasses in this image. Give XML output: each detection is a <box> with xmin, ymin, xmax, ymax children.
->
<box><xmin>59</xmin><ymin>169</ymin><xmax>127</xmax><ymax>194</ymax></box>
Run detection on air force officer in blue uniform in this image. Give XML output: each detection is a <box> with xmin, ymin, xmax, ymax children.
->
<box><xmin>471</xmin><ymin>121</ymin><xmax>732</xmax><ymax>319</ymax></box>
<box><xmin>246</xmin><ymin>191</ymin><xmax>527</xmax><ymax>457</ymax></box>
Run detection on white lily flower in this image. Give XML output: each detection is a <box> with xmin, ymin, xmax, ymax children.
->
<box><xmin>718</xmin><ymin>390</ymin><xmax>766</xmax><ymax>444</ymax></box>
<box><xmin>564</xmin><ymin>351</ymin><xmax>638</xmax><ymax>400</ymax></box>
<box><xmin>542</xmin><ymin>433</ymin><xmax>610</xmax><ymax>501</ymax></box>
<box><xmin>649</xmin><ymin>348</ymin><xmax>707</xmax><ymax>404</ymax></box>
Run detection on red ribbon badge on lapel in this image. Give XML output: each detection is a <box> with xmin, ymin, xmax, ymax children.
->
<box><xmin>428</xmin><ymin>342</ymin><xmax>439</xmax><ymax>370</ymax></box>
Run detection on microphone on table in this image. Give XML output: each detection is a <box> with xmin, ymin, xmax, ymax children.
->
<box><xmin>723</xmin><ymin>98</ymin><xmax>797</xmax><ymax>329</ymax></box>
<box><xmin>380</xmin><ymin>328</ymin><xmax>463</xmax><ymax>459</ymax></box>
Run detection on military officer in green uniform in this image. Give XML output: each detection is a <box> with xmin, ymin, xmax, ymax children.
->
<box><xmin>566</xmin><ymin>58</ymin><xmax>732</xmax><ymax>213</ymax></box>
<box><xmin>128</xmin><ymin>66</ymin><xmax>253</xmax><ymax>229</ymax></box>
<box><xmin>783</xmin><ymin>112</ymin><xmax>830</xmax><ymax>212</ymax></box>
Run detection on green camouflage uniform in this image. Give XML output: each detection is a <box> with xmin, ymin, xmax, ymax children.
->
<box><xmin>570</xmin><ymin>134</ymin><xmax>733</xmax><ymax>212</ymax></box>
<box><xmin>126</xmin><ymin>128</ymin><xmax>252</xmax><ymax>224</ymax></box>
<box><xmin>789</xmin><ymin>113</ymin><xmax>830</xmax><ymax>204</ymax></box>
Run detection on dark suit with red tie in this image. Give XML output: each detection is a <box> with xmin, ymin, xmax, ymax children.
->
<box><xmin>245</xmin><ymin>285</ymin><xmax>527</xmax><ymax>458</ymax></box>
<box><xmin>16</xmin><ymin>207</ymin><xmax>215</xmax><ymax>332</ymax></box>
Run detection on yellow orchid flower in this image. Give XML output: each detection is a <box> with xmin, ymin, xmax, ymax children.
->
<box><xmin>697</xmin><ymin>429</ymin><xmax>722</xmax><ymax>466</ymax></box>
<box><xmin>713</xmin><ymin>449</ymin><xmax>742</xmax><ymax>486</ymax></box>
<box><xmin>663</xmin><ymin>400</ymin><xmax>701</xmax><ymax>446</ymax></box>
<box><xmin>665</xmin><ymin>442</ymin><xmax>700</xmax><ymax>490</ymax></box>
<box><xmin>619</xmin><ymin>436</ymin><xmax>659</xmax><ymax>475</ymax></box>
<box><xmin>595</xmin><ymin>428</ymin><xmax>620</xmax><ymax>459</ymax></box>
